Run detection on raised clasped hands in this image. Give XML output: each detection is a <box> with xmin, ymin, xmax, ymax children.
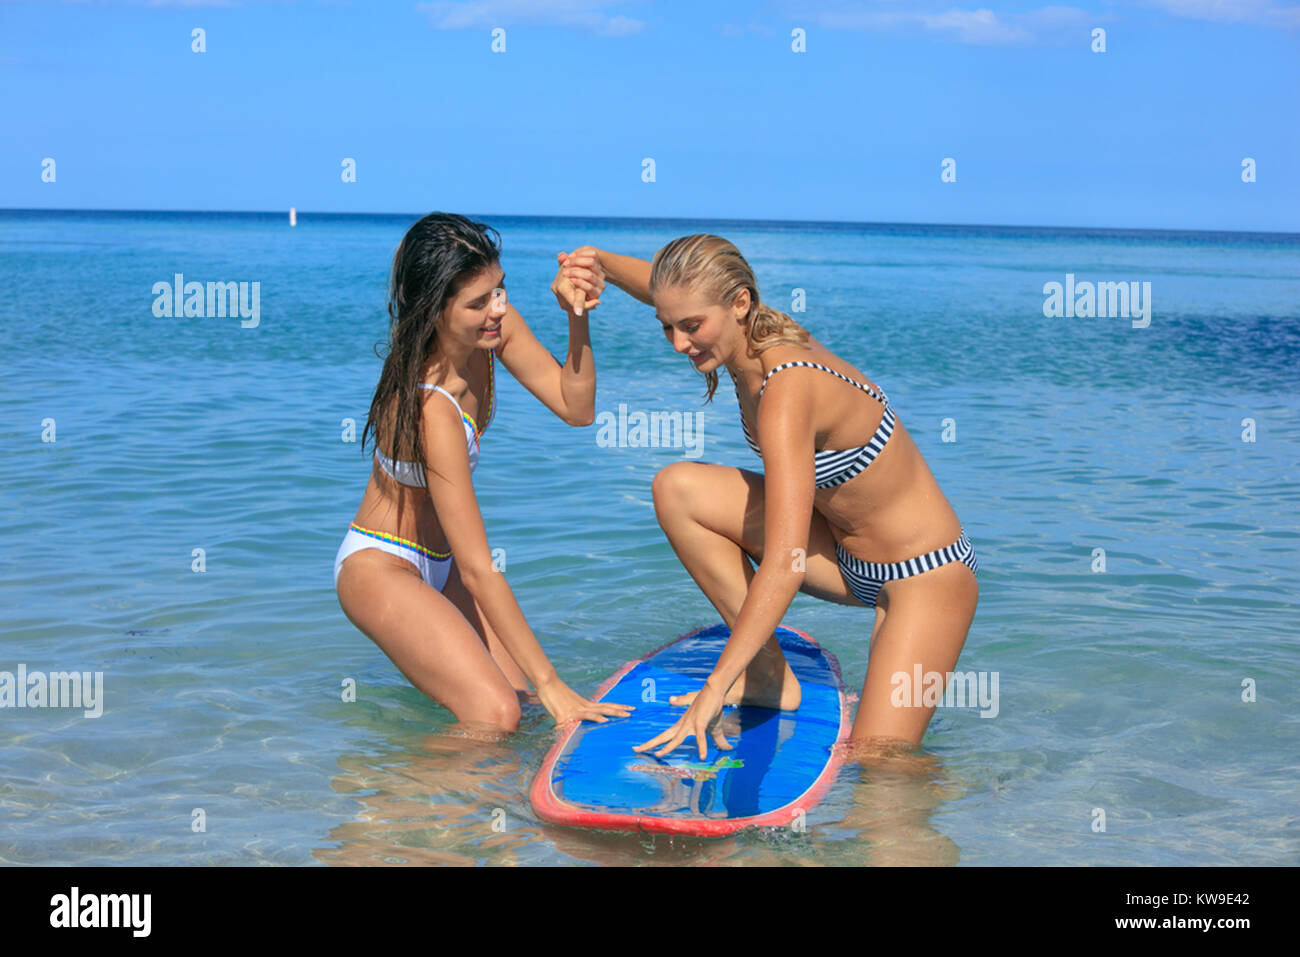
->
<box><xmin>552</xmin><ymin>246</ymin><xmax>605</xmax><ymax>317</ymax></box>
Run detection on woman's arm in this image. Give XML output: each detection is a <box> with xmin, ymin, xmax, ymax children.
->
<box><xmin>709</xmin><ymin>381</ymin><xmax>817</xmax><ymax>694</ymax></box>
<box><xmin>707</xmin><ymin>410</ymin><xmax>806</xmax><ymax>696</ymax></box>
<box><xmin>494</xmin><ymin>259</ymin><xmax>605</xmax><ymax>426</ymax></box>
<box><xmin>420</xmin><ymin>396</ymin><xmax>632</xmax><ymax>724</ymax></box>
<box><xmin>495</xmin><ymin>300</ymin><xmax>596</xmax><ymax>426</ymax></box>
<box><xmin>562</xmin><ymin>247</ymin><xmax>653</xmax><ymax>306</ymax></box>
<box><xmin>635</xmin><ymin>373</ymin><xmax>818</xmax><ymax>758</ymax></box>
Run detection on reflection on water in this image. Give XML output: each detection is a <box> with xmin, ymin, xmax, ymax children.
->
<box><xmin>833</xmin><ymin>742</ymin><xmax>964</xmax><ymax>866</ymax></box>
<box><xmin>316</xmin><ymin>719</ymin><xmax>970</xmax><ymax>866</ymax></box>
<box><xmin>316</xmin><ymin>729</ymin><xmax>542</xmax><ymax>867</ymax></box>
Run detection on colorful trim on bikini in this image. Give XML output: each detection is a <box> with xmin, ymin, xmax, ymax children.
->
<box><xmin>348</xmin><ymin>522</ymin><xmax>451</xmax><ymax>560</ymax></box>
<box><xmin>458</xmin><ymin>410</ymin><xmax>478</xmax><ymax>440</ymax></box>
<box><xmin>437</xmin><ymin>349</ymin><xmax>496</xmax><ymax>443</ymax></box>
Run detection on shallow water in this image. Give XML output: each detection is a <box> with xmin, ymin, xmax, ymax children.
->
<box><xmin>2</xmin><ymin>210</ymin><xmax>1297</xmax><ymax>865</ymax></box>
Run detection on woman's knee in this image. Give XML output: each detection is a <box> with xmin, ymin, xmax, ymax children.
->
<box><xmin>651</xmin><ymin>461</ymin><xmax>702</xmax><ymax>519</ymax></box>
<box><xmin>459</xmin><ymin>689</ymin><xmax>521</xmax><ymax>731</ymax></box>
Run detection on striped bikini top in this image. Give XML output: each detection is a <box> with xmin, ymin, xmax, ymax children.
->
<box><xmin>375</xmin><ymin>349</ymin><xmax>496</xmax><ymax>488</ymax></box>
<box><xmin>735</xmin><ymin>360</ymin><xmax>896</xmax><ymax>489</ymax></box>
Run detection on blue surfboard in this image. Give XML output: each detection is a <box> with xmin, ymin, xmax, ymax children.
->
<box><xmin>530</xmin><ymin>623</ymin><xmax>849</xmax><ymax>837</ymax></box>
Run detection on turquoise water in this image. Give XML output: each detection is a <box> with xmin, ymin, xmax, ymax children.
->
<box><xmin>2</xmin><ymin>209</ymin><xmax>1297</xmax><ymax>866</ymax></box>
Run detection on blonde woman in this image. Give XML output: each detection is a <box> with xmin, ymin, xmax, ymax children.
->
<box><xmin>557</xmin><ymin>236</ymin><xmax>978</xmax><ymax>758</ymax></box>
<box><xmin>334</xmin><ymin>213</ymin><xmax>632</xmax><ymax>733</ymax></box>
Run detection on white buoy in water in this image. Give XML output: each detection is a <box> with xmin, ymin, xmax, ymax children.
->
<box><xmin>289</xmin><ymin>207</ymin><xmax>297</xmax><ymax>227</ymax></box>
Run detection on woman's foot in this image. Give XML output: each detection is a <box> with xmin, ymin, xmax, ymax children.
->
<box><xmin>727</xmin><ymin>656</ymin><xmax>802</xmax><ymax>711</ymax></box>
<box><xmin>671</xmin><ymin>640</ymin><xmax>802</xmax><ymax>711</ymax></box>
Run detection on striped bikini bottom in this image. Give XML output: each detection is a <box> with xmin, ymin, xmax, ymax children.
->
<box><xmin>835</xmin><ymin>526</ymin><xmax>978</xmax><ymax>608</ymax></box>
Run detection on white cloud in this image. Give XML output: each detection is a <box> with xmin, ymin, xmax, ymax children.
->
<box><xmin>140</xmin><ymin>0</ymin><xmax>237</xmax><ymax>7</ymax></box>
<box><xmin>917</xmin><ymin>8</ymin><xmax>1034</xmax><ymax>44</ymax></box>
<box><xmin>1145</xmin><ymin>0</ymin><xmax>1300</xmax><ymax>28</ymax></box>
<box><xmin>416</xmin><ymin>0</ymin><xmax>647</xmax><ymax>36</ymax></box>
<box><xmin>720</xmin><ymin>21</ymin><xmax>777</xmax><ymax>37</ymax></box>
<box><xmin>804</xmin><ymin>3</ymin><xmax>1095</xmax><ymax>46</ymax></box>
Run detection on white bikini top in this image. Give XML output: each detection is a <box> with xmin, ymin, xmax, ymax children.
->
<box><xmin>374</xmin><ymin>351</ymin><xmax>495</xmax><ymax>488</ymax></box>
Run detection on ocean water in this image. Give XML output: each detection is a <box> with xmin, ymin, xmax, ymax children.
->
<box><xmin>1</xmin><ymin>209</ymin><xmax>1297</xmax><ymax>866</ymax></box>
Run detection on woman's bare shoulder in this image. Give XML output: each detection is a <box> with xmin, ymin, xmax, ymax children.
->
<box><xmin>801</xmin><ymin>336</ymin><xmax>878</xmax><ymax>386</ymax></box>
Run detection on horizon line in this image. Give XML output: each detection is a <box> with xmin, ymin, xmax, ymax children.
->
<box><xmin>1</xmin><ymin>207</ymin><xmax>1297</xmax><ymax>239</ymax></box>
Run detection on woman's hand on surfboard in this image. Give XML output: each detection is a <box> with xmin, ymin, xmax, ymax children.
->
<box><xmin>537</xmin><ymin>677</ymin><xmax>633</xmax><ymax>726</ymax></box>
<box><xmin>633</xmin><ymin>680</ymin><xmax>733</xmax><ymax>761</ymax></box>
<box><xmin>555</xmin><ymin>247</ymin><xmax>605</xmax><ymax>316</ymax></box>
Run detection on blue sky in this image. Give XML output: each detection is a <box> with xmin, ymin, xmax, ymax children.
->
<box><xmin>3</xmin><ymin>0</ymin><xmax>1298</xmax><ymax>231</ymax></box>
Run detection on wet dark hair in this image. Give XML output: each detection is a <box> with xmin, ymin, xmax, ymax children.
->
<box><xmin>361</xmin><ymin>212</ymin><xmax>501</xmax><ymax>496</ymax></box>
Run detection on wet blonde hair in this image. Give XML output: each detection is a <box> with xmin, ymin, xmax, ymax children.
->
<box><xmin>649</xmin><ymin>233</ymin><xmax>810</xmax><ymax>402</ymax></box>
